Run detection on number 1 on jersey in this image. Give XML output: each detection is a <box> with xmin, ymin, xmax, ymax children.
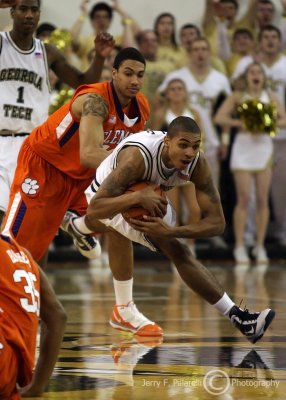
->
<box><xmin>16</xmin><ymin>86</ymin><xmax>25</xmax><ymax>104</ymax></box>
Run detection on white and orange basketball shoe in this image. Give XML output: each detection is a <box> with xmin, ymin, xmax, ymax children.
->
<box><xmin>110</xmin><ymin>301</ymin><xmax>163</xmax><ymax>336</ymax></box>
<box><xmin>61</xmin><ymin>210</ymin><xmax>101</xmax><ymax>259</ymax></box>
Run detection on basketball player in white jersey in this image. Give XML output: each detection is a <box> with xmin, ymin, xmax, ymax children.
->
<box><xmin>0</xmin><ymin>0</ymin><xmax>114</xmax><ymax>231</ymax></box>
<box><xmin>63</xmin><ymin>116</ymin><xmax>275</xmax><ymax>343</ymax></box>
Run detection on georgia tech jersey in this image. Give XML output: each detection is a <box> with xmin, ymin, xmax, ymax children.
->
<box><xmin>92</xmin><ymin>130</ymin><xmax>200</xmax><ymax>192</ymax></box>
<box><xmin>0</xmin><ymin>32</ymin><xmax>51</xmax><ymax>133</ymax></box>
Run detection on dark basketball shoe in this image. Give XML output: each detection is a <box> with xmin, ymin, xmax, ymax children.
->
<box><xmin>61</xmin><ymin>211</ymin><xmax>101</xmax><ymax>259</ymax></box>
<box><xmin>229</xmin><ymin>306</ymin><xmax>275</xmax><ymax>344</ymax></box>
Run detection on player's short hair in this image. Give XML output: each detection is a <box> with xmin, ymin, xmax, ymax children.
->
<box><xmin>89</xmin><ymin>2</ymin><xmax>113</xmax><ymax>20</ymax></box>
<box><xmin>167</xmin><ymin>116</ymin><xmax>201</xmax><ymax>138</ymax></box>
<box><xmin>113</xmin><ymin>47</ymin><xmax>146</xmax><ymax>69</ymax></box>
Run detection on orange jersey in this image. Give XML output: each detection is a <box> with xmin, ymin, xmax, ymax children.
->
<box><xmin>0</xmin><ymin>235</ymin><xmax>40</xmax><ymax>387</ymax></box>
<box><xmin>28</xmin><ymin>81</ymin><xmax>150</xmax><ymax>180</ymax></box>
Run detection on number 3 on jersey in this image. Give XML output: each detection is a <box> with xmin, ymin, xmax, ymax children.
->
<box><xmin>13</xmin><ymin>270</ymin><xmax>40</xmax><ymax>315</ymax></box>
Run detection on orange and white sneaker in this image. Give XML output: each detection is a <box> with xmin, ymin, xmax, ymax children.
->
<box><xmin>110</xmin><ymin>301</ymin><xmax>163</xmax><ymax>336</ymax></box>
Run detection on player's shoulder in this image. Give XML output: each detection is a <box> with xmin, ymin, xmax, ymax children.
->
<box><xmin>72</xmin><ymin>81</ymin><xmax>108</xmax><ymax>102</ymax></box>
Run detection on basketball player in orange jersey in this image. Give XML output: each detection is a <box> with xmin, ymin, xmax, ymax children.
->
<box><xmin>2</xmin><ymin>46</ymin><xmax>149</xmax><ymax>256</ymax></box>
<box><xmin>0</xmin><ymin>233</ymin><xmax>66</xmax><ymax>399</ymax></box>
<box><xmin>0</xmin><ymin>0</ymin><xmax>114</xmax><ymax>233</ymax></box>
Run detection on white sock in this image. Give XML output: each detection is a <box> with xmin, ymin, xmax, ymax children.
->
<box><xmin>113</xmin><ymin>278</ymin><xmax>133</xmax><ymax>305</ymax></box>
<box><xmin>213</xmin><ymin>292</ymin><xmax>235</xmax><ymax>315</ymax></box>
<box><xmin>73</xmin><ymin>216</ymin><xmax>93</xmax><ymax>234</ymax></box>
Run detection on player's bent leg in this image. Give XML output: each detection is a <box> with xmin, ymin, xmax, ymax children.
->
<box><xmin>150</xmin><ymin>236</ymin><xmax>275</xmax><ymax>343</ymax></box>
<box><xmin>2</xmin><ymin>191</ymin><xmax>65</xmax><ymax>262</ymax></box>
<box><xmin>153</xmin><ymin>236</ymin><xmax>224</xmax><ymax>304</ymax></box>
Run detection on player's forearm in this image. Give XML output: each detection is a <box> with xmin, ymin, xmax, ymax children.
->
<box><xmin>30</xmin><ymin>311</ymin><xmax>67</xmax><ymax>392</ymax></box>
<box><xmin>80</xmin><ymin>147</ymin><xmax>109</xmax><ymax>169</ymax></box>
<box><xmin>81</xmin><ymin>53</ymin><xmax>105</xmax><ymax>84</ymax></box>
<box><xmin>87</xmin><ymin>192</ymin><xmax>140</xmax><ymax>220</ymax></box>
<box><xmin>170</xmin><ymin>214</ymin><xmax>225</xmax><ymax>239</ymax></box>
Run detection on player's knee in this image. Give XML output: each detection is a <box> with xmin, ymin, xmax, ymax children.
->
<box><xmin>163</xmin><ymin>239</ymin><xmax>193</xmax><ymax>263</ymax></box>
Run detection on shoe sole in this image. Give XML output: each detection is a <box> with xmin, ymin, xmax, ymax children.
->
<box><xmin>248</xmin><ymin>309</ymin><xmax>276</xmax><ymax>344</ymax></box>
<box><xmin>109</xmin><ymin>320</ymin><xmax>163</xmax><ymax>336</ymax></box>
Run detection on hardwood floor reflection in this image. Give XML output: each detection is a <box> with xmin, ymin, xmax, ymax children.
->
<box><xmin>33</xmin><ymin>258</ymin><xmax>286</xmax><ymax>399</ymax></box>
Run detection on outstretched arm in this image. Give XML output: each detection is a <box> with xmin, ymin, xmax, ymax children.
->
<box><xmin>202</xmin><ymin>0</ymin><xmax>217</xmax><ymax>34</ymax></box>
<box><xmin>70</xmin><ymin>0</ymin><xmax>89</xmax><ymax>53</ymax></box>
<box><xmin>20</xmin><ymin>267</ymin><xmax>67</xmax><ymax>397</ymax></box>
<box><xmin>46</xmin><ymin>32</ymin><xmax>115</xmax><ymax>88</ymax></box>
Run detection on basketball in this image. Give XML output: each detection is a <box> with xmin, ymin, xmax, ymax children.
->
<box><xmin>122</xmin><ymin>181</ymin><xmax>167</xmax><ymax>221</ymax></box>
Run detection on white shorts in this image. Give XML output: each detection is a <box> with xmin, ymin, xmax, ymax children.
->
<box><xmin>85</xmin><ymin>185</ymin><xmax>176</xmax><ymax>252</ymax></box>
<box><xmin>0</xmin><ymin>136</ymin><xmax>27</xmax><ymax>212</ymax></box>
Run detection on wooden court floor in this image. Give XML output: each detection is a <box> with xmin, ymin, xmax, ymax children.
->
<box><xmin>33</xmin><ymin>257</ymin><xmax>286</xmax><ymax>400</ymax></box>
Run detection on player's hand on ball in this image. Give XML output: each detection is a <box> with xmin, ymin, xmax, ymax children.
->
<box><xmin>136</xmin><ymin>186</ymin><xmax>167</xmax><ymax>218</ymax></box>
<box><xmin>129</xmin><ymin>216</ymin><xmax>171</xmax><ymax>237</ymax></box>
<box><xmin>122</xmin><ymin>182</ymin><xmax>167</xmax><ymax>221</ymax></box>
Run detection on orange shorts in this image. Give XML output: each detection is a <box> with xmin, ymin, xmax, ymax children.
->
<box><xmin>1</xmin><ymin>141</ymin><xmax>92</xmax><ymax>261</ymax></box>
<box><xmin>0</xmin><ymin>327</ymin><xmax>21</xmax><ymax>400</ymax></box>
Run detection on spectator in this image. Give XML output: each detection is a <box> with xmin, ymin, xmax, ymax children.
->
<box><xmin>178</xmin><ymin>23</ymin><xmax>227</xmax><ymax>74</ymax></box>
<box><xmin>71</xmin><ymin>0</ymin><xmax>140</xmax><ymax>70</ymax></box>
<box><xmin>135</xmin><ymin>29</ymin><xmax>174</xmax><ymax>128</ymax></box>
<box><xmin>154</xmin><ymin>12</ymin><xmax>186</xmax><ymax>69</ymax></box>
<box><xmin>214</xmin><ymin>62</ymin><xmax>286</xmax><ymax>263</ymax></box>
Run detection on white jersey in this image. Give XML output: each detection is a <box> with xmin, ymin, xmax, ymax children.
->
<box><xmin>85</xmin><ymin>130</ymin><xmax>200</xmax><ymax>252</ymax></box>
<box><xmin>92</xmin><ymin>130</ymin><xmax>200</xmax><ymax>192</ymax></box>
<box><xmin>158</xmin><ymin>67</ymin><xmax>231</xmax><ymax>147</ymax></box>
<box><xmin>0</xmin><ymin>32</ymin><xmax>50</xmax><ymax>133</ymax></box>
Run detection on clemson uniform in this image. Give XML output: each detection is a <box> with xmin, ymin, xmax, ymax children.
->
<box><xmin>0</xmin><ymin>235</ymin><xmax>40</xmax><ymax>399</ymax></box>
<box><xmin>2</xmin><ymin>81</ymin><xmax>150</xmax><ymax>261</ymax></box>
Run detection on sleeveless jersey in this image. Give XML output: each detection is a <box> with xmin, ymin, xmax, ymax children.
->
<box><xmin>28</xmin><ymin>81</ymin><xmax>150</xmax><ymax>180</ymax></box>
<box><xmin>0</xmin><ymin>235</ymin><xmax>40</xmax><ymax>386</ymax></box>
<box><xmin>0</xmin><ymin>32</ymin><xmax>50</xmax><ymax>133</ymax></box>
<box><xmin>93</xmin><ymin>130</ymin><xmax>200</xmax><ymax>192</ymax></box>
